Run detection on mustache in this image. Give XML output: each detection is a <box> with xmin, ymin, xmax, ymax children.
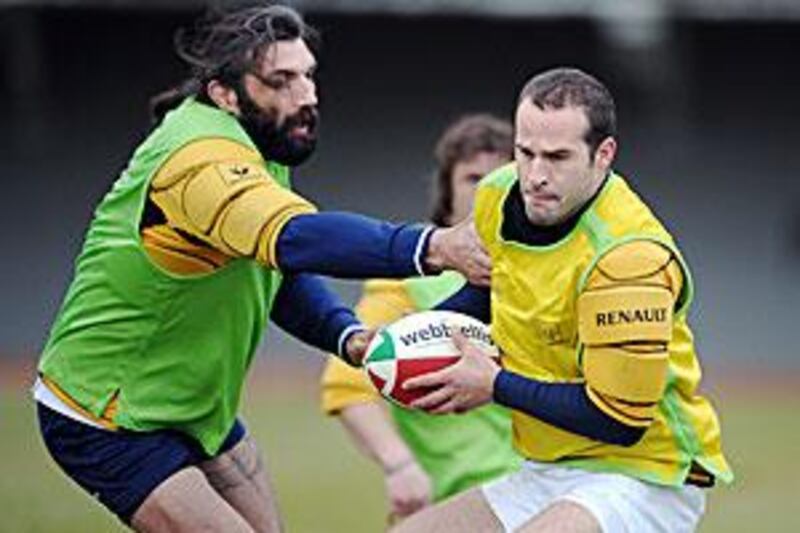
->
<box><xmin>284</xmin><ymin>105</ymin><xmax>319</xmax><ymax>133</ymax></box>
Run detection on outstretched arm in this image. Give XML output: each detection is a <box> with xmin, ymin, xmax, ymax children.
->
<box><xmin>276</xmin><ymin>213</ymin><xmax>490</xmax><ymax>285</ymax></box>
<box><xmin>147</xmin><ymin>138</ymin><xmax>490</xmax><ymax>285</ymax></box>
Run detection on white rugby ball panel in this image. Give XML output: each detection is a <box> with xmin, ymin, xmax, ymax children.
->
<box><xmin>362</xmin><ymin>310</ymin><xmax>496</xmax><ymax>407</ymax></box>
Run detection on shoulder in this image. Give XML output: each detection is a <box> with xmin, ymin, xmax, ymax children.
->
<box><xmin>151</xmin><ymin>137</ymin><xmax>267</xmax><ymax>189</ymax></box>
<box><xmin>594</xmin><ymin>174</ymin><xmax>673</xmax><ymax>240</ymax></box>
<box><xmin>586</xmin><ymin>240</ymin><xmax>684</xmax><ymax>300</ymax></box>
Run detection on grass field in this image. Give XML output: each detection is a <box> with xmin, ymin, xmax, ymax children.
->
<box><xmin>2</xmin><ymin>360</ymin><xmax>798</xmax><ymax>532</ymax></box>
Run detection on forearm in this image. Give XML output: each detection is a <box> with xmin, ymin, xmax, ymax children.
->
<box><xmin>493</xmin><ymin>370</ymin><xmax>645</xmax><ymax>446</ymax></box>
<box><xmin>275</xmin><ymin>212</ymin><xmax>433</xmax><ymax>278</ymax></box>
<box><xmin>270</xmin><ymin>273</ymin><xmax>362</xmax><ymax>357</ymax></box>
<box><xmin>339</xmin><ymin>402</ymin><xmax>416</xmax><ymax>472</ymax></box>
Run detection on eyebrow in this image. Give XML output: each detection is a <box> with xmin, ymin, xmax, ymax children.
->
<box><xmin>543</xmin><ymin>148</ymin><xmax>572</xmax><ymax>157</ymax></box>
<box><xmin>516</xmin><ymin>143</ymin><xmax>572</xmax><ymax>157</ymax></box>
<box><xmin>515</xmin><ymin>142</ymin><xmax>534</xmax><ymax>154</ymax></box>
<box><xmin>265</xmin><ymin>68</ymin><xmax>301</xmax><ymax>77</ymax></box>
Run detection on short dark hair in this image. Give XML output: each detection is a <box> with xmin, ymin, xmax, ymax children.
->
<box><xmin>518</xmin><ymin>67</ymin><xmax>616</xmax><ymax>154</ymax></box>
<box><xmin>150</xmin><ymin>3</ymin><xmax>316</xmax><ymax>121</ymax></box>
<box><xmin>430</xmin><ymin>114</ymin><xmax>513</xmax><ymax>226</ymax></box>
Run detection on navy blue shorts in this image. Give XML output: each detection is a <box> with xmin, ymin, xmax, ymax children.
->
<box><xmin>37</xmin><ymin>403</ymin><xmax>246</xmax><ymax>524</ymax></box>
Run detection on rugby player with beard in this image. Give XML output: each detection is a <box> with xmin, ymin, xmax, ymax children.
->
<box><xmin>33</xmin><ymin>5</ymin><xmax>488</xmax><ymax>532</ymax></box>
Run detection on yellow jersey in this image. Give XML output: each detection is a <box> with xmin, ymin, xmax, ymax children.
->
<box><xmin>474</xmin><ymin>164</ymin><xmax>732</xmax><ymax>487</ymax></box>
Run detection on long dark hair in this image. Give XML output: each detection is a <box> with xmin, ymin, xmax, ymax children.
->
<box><xmin>430</xmin><ymin>114</ymin><xmax>513</xmax><ymax>226</ymax></box>
<box><xmin>150</xmin><ymin>3</ymin><xmax>317</xmax><ymax>123</ymax></box>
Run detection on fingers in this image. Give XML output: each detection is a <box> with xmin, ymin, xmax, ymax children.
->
<box><xmin>403</xmin><ymin>367</ymin><xmax>450</xmax><ymax>390</ymax></box>
<box><xmin>345</xmin><ymin>328</ymin><xmax>378</xmax><ymax>366</ymax></box>
<box><xmin>466</xmin><ymin>261</ymin><xmax>492</xmax><ymax>287</ymax></box>
<box><xmin>409</xmin><ymin>385</ymin><xmax>453</xmax><ymax>410</ymax></box>
<box><xmin>387</xmin><ymin>463</ymin><xmax>432</xmax><ymax>519</ymax></box>
<box><xmin>394</xmin><ymin>497</ymin><xmax>426</xmax><ymax>519</ymax></box>
<box><xmin>395</xmin><ymin>500</ymin><xmax>423</xmax><ymax>519</ymax></box>
<box><xmin>450</xmin><ymin>327</ymin><xmax>468</xmax><ymax>352</ymax></box>
<box><xmin>429</xmin><ymin>399</ymin><xmax>460</xmax><ymax>415</ymax></box>
<box><xmin>450</xmin><ymin>328</ymin><xmax>489</xmax><ymax>359</ymax></box>
<box><xmin>439</xmin><ymin>218</ymin><xmax>493</xmax><ymax>286</ymax></box>
<box><xmin>393</xmin><ymin>487</ymin><xmax>429</xmax><ymax>518</ymax></box>
<box><xmin>465</xmin><ymin>243</ymin><xmax>492</xmax><ymax>287</ymax></box>
<box><xmin>473</xmin><ymin>250</ymin><xmax>492</xmax><ymax>275</ymax></box>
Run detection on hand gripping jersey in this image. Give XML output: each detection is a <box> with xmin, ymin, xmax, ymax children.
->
<box><xmin>474</xmin><ymin>164</ymin><xmax>732</xmax><ymax>487</ymax></box>
<box><xmin>38</xmin><ymin>98</ymin><xmax>313</xmax><ymax>455</ymax></box>
<box><xmin>321</xmin><ymin>272</ymin><xmax>521</xmax><ymax>501</ymax></box>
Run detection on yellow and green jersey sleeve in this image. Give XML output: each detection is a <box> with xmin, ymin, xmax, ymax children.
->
<box><xmin>144</xmin><ymin>137</ymin><xmax>316</xmax><ymax>274</ymax></box>
<box><xmin>578</xmin><ymin>240</ymin><xmax>683</xmax><ymax>427</ymax></box>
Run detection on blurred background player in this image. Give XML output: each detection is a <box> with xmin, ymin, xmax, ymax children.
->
<box><xmin>320</xmin><ymin>114</ymin><xmax>520</xmax><ymax>522</ymax></box>
<box><xmin>394</xmin><ymin>67</ymin><xmax>733</xmax><ymax>533</ymax></box>
<box><xmin>32</xmin><ymin>4</ymin><xmax>488</xmax><ymax>533</ymax></box>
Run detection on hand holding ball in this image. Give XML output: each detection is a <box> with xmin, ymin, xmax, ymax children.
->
<box><xmin>362</xmin><ymin>311</ymin><xmax>497</xmax><ymax>407</ymax></box>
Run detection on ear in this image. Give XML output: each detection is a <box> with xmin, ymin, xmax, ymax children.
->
<box><xmin>206</xmin><ymin>80</ymin><xmax>241</xmax><ymax>116</ymax></box>
<box><xmin>593</xmin><ymin>136</ymin><xmax>617</xmax><ymax>170</ymax></box>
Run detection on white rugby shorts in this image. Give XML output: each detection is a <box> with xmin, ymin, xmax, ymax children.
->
<box><xmin>481</xmin><ymin>460</ymin><xmax>706</xmax><ymax>533</ymax></box>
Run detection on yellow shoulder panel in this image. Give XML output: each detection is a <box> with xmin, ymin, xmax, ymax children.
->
<box><xmin>578</xmin><ymin>286</ymin><xmax>672</xmax><ymax>345</ymax></box>
<box><xmin>583</xmin><ymin>344</ymin><xmax>669</xmax><ymax>403</ymax></box>
<box><xmin>585</xmin><ymin>240</ymin><xmax>683</xmax><ymax>298</ymax></box>
<box><xmin>151</xmin><ymin>137</ymin><xmax>262</xmax><ymax>189</ymax></box>
<box><xmin>149</xmin><ymin>138</ymin><xmax>316</xmax><ymax>267</ymax></box>
<box><xmin>579</xmin><ymin>240</ymin><xmax>681</xmax><ymax>426</ymax></box>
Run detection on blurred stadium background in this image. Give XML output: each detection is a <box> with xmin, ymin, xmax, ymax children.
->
<box><xmin>1</xmin><ymin>0</ymin><xmax>798</xmax><ymax>531</ymax></box>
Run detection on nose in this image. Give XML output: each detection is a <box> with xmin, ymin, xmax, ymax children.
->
<box><xmin>521</xmin><ymin>164</ymin><xmax>549</xmax><ymax>190</ymax></box>
<box><xmin>531</xmin><ymin>155</ymin><xmax>556</xmax><ymax>187</ymax></box>
<box><xmin>293</xmin><ymin>76</ymin><xmax>317</xmax><ymax>107</ymax></box>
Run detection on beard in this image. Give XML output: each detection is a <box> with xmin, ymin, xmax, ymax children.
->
<box><xmin>237</xmin><ymin>93</ymin><xmax>319</xmax><ymax>167</ymax></box>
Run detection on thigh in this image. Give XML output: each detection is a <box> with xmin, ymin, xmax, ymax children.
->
<box><xmin>539</xmin><ymin>471</ymin><xmax>706</xmax><ymax>533</ymax></box>
<box><xmin>200</xmin><ymin>432</ymin><xmax>282</xmax><ymax>533</ymax></box>
<box><xmin>37</xmin><ymin>403</ymin><xmax>200</xmax><ymax>524</ymax></box>
<box><xmin>516</xmin><ymin>501</ymin><xmax>601</xmax><ymax>533</ymax></box>
<box><xmin>131</xmin><ymin>466</ymin><xmax>253</xmax><ymax>533</ymax></box>
<box><xmin>389</xmin><ymin>487</ymin><xmax>503</xmax><ymax>533</ymax></box>
<box><xmin>481</xmin><ymin>462</ymin><xmax>556</xmax><ymax>532</ymax></box>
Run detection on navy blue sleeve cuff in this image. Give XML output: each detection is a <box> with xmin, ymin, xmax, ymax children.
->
<box><xmin>493</xmin><ymin>370</ymin><xmax>645</xmax><ymax>446</ymax></box>
<box><xmin>275</xmin><ymin>212</ymin><xmax>431</xmax><ymax>278</ymax></box>
<box><xmin>270</xmin><ymin>273</ymin><xmax>361</xmax><ymax>356</ymax></box>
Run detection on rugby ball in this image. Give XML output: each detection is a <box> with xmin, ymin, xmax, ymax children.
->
<box><xmin>363</xmin><ymin>310</ymin><xmax>497</xmax><ymax>408</ymax></box>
